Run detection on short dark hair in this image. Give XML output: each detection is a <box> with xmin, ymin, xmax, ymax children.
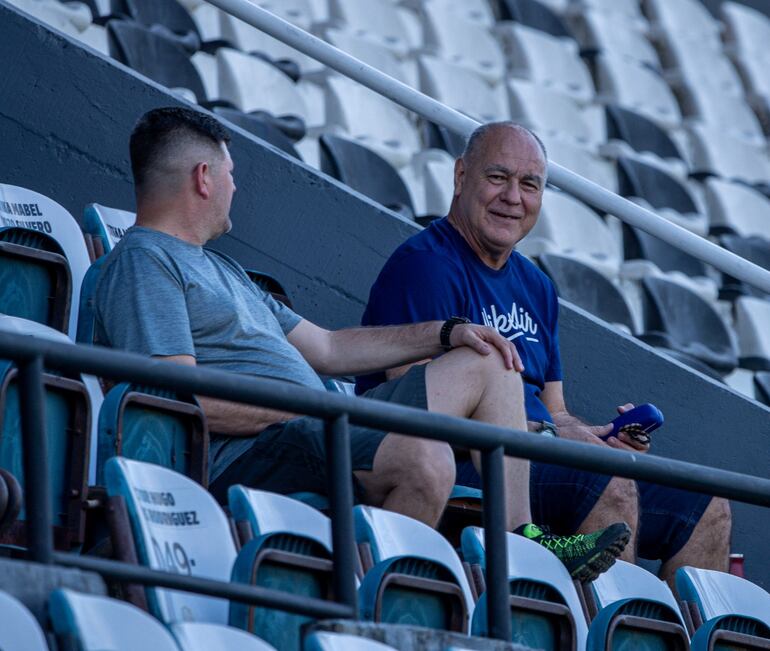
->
<box><xmin>462</xmin><ymin>121</ymin><xmax>548</xmax><ymax>165</ymax></box>
<box><xmin>129</xmin><ymin>106</ymin><xmax>231</xmax><ymax>190</ymax></box>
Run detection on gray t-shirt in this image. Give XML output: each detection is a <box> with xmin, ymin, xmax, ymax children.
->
<box><xmin>95</xmin><ymin>226</ymin><xmax>325</xmax><ymax>479</ymax></box>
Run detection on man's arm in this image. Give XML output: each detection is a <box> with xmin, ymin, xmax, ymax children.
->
<box><xmin>541</xmin><ymin>381</ymin><xmax>649</xmax><ymax>452</ymax></box>
<box><xmin>162</xmin><ymin>355</ymin><xmax>295</xmax><ymax>435</ymax></box>
<box><xmin>287</xmin><ymin>319</ymin><xmax>524</xmax><ymax>377</ymax></box>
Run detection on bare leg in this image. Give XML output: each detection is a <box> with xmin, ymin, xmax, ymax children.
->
<box><xmin>427</xmin><ymin>347</ymin><xmax>530</xmax><ymax>530</ymax></box>
<box><xmin>659</xmin><ymin>497</ymin><xmax>731</xmax><ymax>590</ymax></box>
<box><xmin>576</xmin><ymin>477</ymin><xmax>639</xmax><ymax>562</ymax></box>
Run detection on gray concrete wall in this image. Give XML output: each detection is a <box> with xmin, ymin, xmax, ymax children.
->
<box><xmin>1</xmin><ymin>1</ymin><xmax>768</xmax><ymax>590</ymax></box>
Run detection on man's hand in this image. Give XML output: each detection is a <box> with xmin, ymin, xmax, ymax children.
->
<box><xmin>605</xmin><ymin>403</ymin><xmax>651</xmax><ymax>453</ymax></box>
<box><xmin>551</xmin><ymin>421</ymin><xmax>611</xmax><ymax>447</ymax></box>
<box><xmin>449</xmin><ymin>323</ymin><xmax>525</xmax><ymax>372</ymax></box>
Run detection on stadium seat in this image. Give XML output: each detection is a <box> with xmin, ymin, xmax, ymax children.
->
<box><xmin>734</xmin><ymin>296</ymin><xmax>770</xmax><ymax>371</ymax></box>
<box><xmin>420</xmin><ymin>3</ymin><xmax>506</xmax><ymax>84</ymax></box>
<box><xmin>538</xmin><ymin>253</ymin><xmax>637</xmax><ymax>334</ymax></box>
<box><xmin>121</xmin><ymin>0</ymin><xmax>202</xmax><ymax>53</ymax></box>
<box><xmin>496</xmin><ymin>23</ymin><xmax>595</xmax><ymax>104</ymax></box>
<box><xmin>104</xmin><ymin>457</ymin><xmax>237</xmax><ymax>623</ymax></box>
<box><xmin>594</xmin><ymin>55</ymin><xmax>682</xmax><ymax>130</ymax></box>
<box><xmin>645</xmin><ymin>0</ymin><xmax>722</xmax><ymax>48</ymax></box>
<box><xmin>677</xmin><ymin>566</ymin><xmax>770</xmax><ymax>649</ymax></box>
<box><xmin>216</xmin><ymin>48</ymin><xmax>309</xmax><ymax>122</ymax></box>
<box><xmin>719</xmin><ymin>235</ymin><xmax>770</xmax><ymax>300</ymax></box>
<box><xmin>616</xmin><ymin>157</ymin><xmax>707</xmax><ymax>236</ymax></box>
<box><xmin>49</xmin><ymin>588</ymin><xmax>180</xmax><ymax>650</ymax></box>
<box><xmin>601</xmin><ymin>105</ymin><xmax>687</xmax><ymax>179</ymax></box>
<box><xmin>639</xmin><ymin>276</ymin><xmax>738</xmax><ymax>374</ymax></box>
<box><xmin>588</xmin><ymin>560</ymin><xmax>688</xmax><ymax>650</ymax></box>
<box><xmin>0</xmin><ymin>589</ymin><xmax>48</xmax><ymax>650</ymax></box>
<box><xmin>0</xmin><ymin>182</ymin><xmax>92</xmax><ymax>339</ymax></box>
<box><xmin>170</xmin><ymin>621</ymin><xmax>278</xmax><ymax>650</ymax></box>
<box><xmin>7</xmin><ymin>0</ymin><xmax>108</xmax><ymax>53</ymax></box>
<box><xmin>704</xmin><ymin>179</ymin><xmax>770</xmax><ymax>239</ymax></box>
<box><xmin>319</xmin><ymin>135</ymin><xmax>415</xmax><ymax>219</ymax></box>
<box><xmin>499</xmin><ymin>0</ymin><xmax>574</xmax><ymax>39</ymax></box>
<box><xmin>324</xmin><ymin>75</ymin><xmax>421</xmax><ymax>169</ymax></box>
<box><xmin>570</xmin><ymin>11</ymin><xmax>660</xmax><ymax>69</ymax></box>
<box><xmin>0</xmin><ymin>319</ymin><xmax>91</xmax><ymax>549</ymax></box>
<box><xmin>517</xmin><ymin>189</ymin><xmax>621</xmax><ymax>278</ymax></box>
<box><xmin>564</xmin><ymin>0</ymin><xmax>646</xmax><ymax>26</ymax></box>
<box><xmin>686</xmin><ymin>125</ymin><xmax>770</xmax><ymax>186</ymax></box>
<box><xmin>416</xmin><ymin>0</ymin><xmax>495</xmax><ymax>28</ymax></box>
<box><xmin>355</xmin><ymin>505</ymin><xmax>474</xmax><ymax>632</ymax></box>
<box><xmin>214</xmin><ymin>108</ymin><xmax>303</xmax><ymax>161</ymax></box>
<box><xmin>418</xmin><ymin>56</ymin><xmax>510</xmax><ymax>124</ymax></box>
<box><xmin>229</xmin><ymin>486</ymin><xmax>334</xmax><ymax>649</ymax></box>
<box><xmin>96</xmin><ymin>383</ymin><xmax>208</xmax><ymax>486</ymax></box>
<box><xmin>623</xmin><ymin>226</ymin><xmax>712</xmax><ymax>283</ymax></box>
<box><xmin>684</xmin><ymin>88</ymin><xmax>765</xmax><ymax>149</ymax></box>
<box><xmin>328</xmin><ymin>0</ymin><xmax>413</xmax><ymax>59</ymax></box>
<box><xmin>724</xmin><ymin>367</ymin><xmax>758</xmax><ymax>400</ymax></box>
<box><xmin>82</xmin><ymin>203</ymin><xmax>136</xmax><ymax>255</ymax></box>
<box><xmin>722</xmin><ymin>1</ymin><xmax>770</xmax><ymax>60</ymax></box>
<box><xmin>662</xmin><ymin>37</ymin><xmax>744</xmax><ymax>101</ymax></box>
<box><xmin>0</xmin><ymin>468</ymin><xmax>22</xmax><ymax>537</ymax></box>
<box><xmin>324</xmin><ymin>28</ymin><xmax>412</xmax><ymax>86</ymax></box>
<box><xmin>305</xmin><ymin>631</ymin><xmax>398</xmax><ymax>650</ymax></box>
<box><xmin>507</xmin><ymin>79</ymin><xmax>595</xmax><ymax>149</ymax></box>
<box><xmin>755</xmin><ymin>371</ymin><xmax>770</xmax><ymax>406</ymax></box>
<box><xmin>461</xmin><ymin>526</ymin><xmax>587</xmax><ymax>649</ymax></box>
<box><xmin>399</xmin><ymin>148</ymin><xmax>455</xmax><ymax>218</ymax></box>
<box><xmin>542</xmin><ymin>138</ymin><xmax>618</xmax><ymax>192</ymax></box>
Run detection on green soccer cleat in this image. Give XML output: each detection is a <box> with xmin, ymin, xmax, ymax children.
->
<box><xmin>514</xmin><ymin>522</ymin><xmax>631</xmax><ymax>582</ymax></box>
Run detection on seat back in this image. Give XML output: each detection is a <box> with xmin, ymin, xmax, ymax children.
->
<box><xmin>319</xmin><ymin>135</ymin><xmax>414</xmax><ymax>218</ymax></box>
<box><xmin>461</xmin><ymin>526</ymin><xmax>586</xmax><ymax>650</ymax></box>
<box><xmin>124</xmin><ymin>0</ymin><xmax>201</xmax><ymax>50</ymax></box>
<box><xmin>604</xmin><ymin>105</ymin><xmax>683</xmax><ymax>164</ymax></box>
<box><xmin>0</xmin><ymin>183</ymin><xmax>91</xmax><ymax>338</ymax></box>
<box><xmin>617</xmin><ymin>157</ymin><xmax>698</xmax><ymax>215</ymax></box>
<box><xmin>82</xmin><ymin>203</ymin><xmax>136</xmax><ymax>255</ymax></box>
<box><xmin>355</xmin><ymin>505</ymin><xmax>472</xmax><ymax>633</ymax></box>
<box><xmin>589</xmin><ymin>560</ymin><xmax>688</xmax><ymax>650</ymax></box>
<box><xmin>213</xmin><ymin>108</ymin><xmax>302</xmax><ymax>161</ymax></box>
<box><xmin>0</xmin><ymin>589</ymin><xmax>49</xmax><ymax>650</ymax></box>
<box><xmin>624</xmin><ymin>226</ymin><xmax>709</xmax><ymax>278</ymax></box>
<box><xmin>229</xmin><ymin>486</ymin><xmax>334</xmax><ymax>649</ymax></box>
<box><xmin>719</xmin><ymin>235</ymin><xmax>770</xmax><ymax>300</ymax></box>
<box><xmin>170</xmin><ymin>621</ymin><xmax>277</xmax><ymax>651</ymax></box>
<box><xmin>97</xmin><ymin>383</ymin><xmax>208</xmax><ymax>486</ymax></box>
<box><xmin>104</xmin><ymin>457</ymin><xmax>237</xmax><ymax>623</ymax></box>
<box><xmin>49</xmin><ymin>588</ymin><xmax>180</xmax><ymax>651</ymax></box>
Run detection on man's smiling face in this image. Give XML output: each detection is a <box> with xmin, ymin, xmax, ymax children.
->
<box><xmin>451</xmin><ymin>125</ymin><xmax>546</xmax><ymax>269</ymax></box>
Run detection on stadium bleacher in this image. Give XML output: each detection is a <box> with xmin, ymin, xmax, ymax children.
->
<box><xmin>1</xmin><ymin>0</ymin><xmax>770</xmax><ymax>649</ymax></box>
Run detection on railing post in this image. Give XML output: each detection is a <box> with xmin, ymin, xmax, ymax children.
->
<box><xmin>17</xmin><ymin>354</ymin><xmax>53</xmax><ymax>564</ymax></box>
<box><xmin>481</xmin><ymin>446</ymin><xmax>511</xmax><ymax>641</ymax></box>
<box><xmin>324</xmin><ymin>413</ymin><xmax>358</xmax><ymax>617</ymax></box>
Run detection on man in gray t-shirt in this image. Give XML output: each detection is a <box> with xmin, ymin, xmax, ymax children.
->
<box><xmin>95</xmin><ymin>107</ymin><xmax>542</xmax><ymax>533</ymax></box>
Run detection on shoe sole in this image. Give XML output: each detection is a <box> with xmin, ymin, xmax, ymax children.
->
<box><xmin>569</xmin><ymin>523</ymin><xmax>632</xmax><ymax>583</ymax></box>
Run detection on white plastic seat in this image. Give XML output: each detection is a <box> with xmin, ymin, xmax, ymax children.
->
<box><xmin>399</xmin><ymin>148</ymin><xmax>456</xmax><ymax>217</ymax></box>
<box><xmin>570</xmin><ymin>11</ymin><xmax>659</xmax><ymax>68</ymax></box>
<box><xmin>170</xmin><ymin>622</ymin><xmax>277</xmax><ymax>651</ymax></box>
<box><xmin>507</xmin><ymin>78</ymin><xmax>595</xmax><ymax>148</ymax></box>
<box><xmin>595</xmin><ymin>55</ymin><xmax>682</xmax><ymax>130</ymax></box>
<box><xmin>645</xmin><ymin>0</ymin><xmax>722</xmax><ymax>47</ymax></box>
<box><xmin>0</xmin><ymin>590</ymin><xmax>48</xmax><ymax>651</ymax></box>
<box><xmin>328</xmin><ymin>0</ymin><xmax>413</xmax><ymax>59</ymax></box>
<box><xmin>496</xmin><ymin>23</ymin><xmax>595</xmax><ymax>104</ymax></box>
<box><xmin>49</xmin><ymin>589</ymin><xmax>180</xmax><ymax>651</ymax></box>
<box><xmin>216</xmin><ymin>48</ymin><xmax>309</xmax><ymax>121</ymax></box>
<box><xmin>722</xmin><ymin>1</ymin><xmax>770</xmax><ymax>60</ymax></box>
<box><xmin>566</xmin><ymin>0</ymin><xmax>647</xmax><ymax>26</ymax></box>
<box><xmin>735</xmin><ymin>296</ymin><xmax>770</xmax><ymax>370</ymax></box>
<box><xmin>704</xmin><ymin>178</ymin><xmax>770</xmax><ymax>239</ymax></box>
<box><xmin>7</xmin><ymin>0</ymin><xmax>92</xmax><ymax>32</ymax></box>
<box><xmin>191</xmin><ymin>51</ymin><xmax>219</xmax><ymax>102</ymax></box>
<box><xmin>414</xmin><ymin>0</ymin><xmax>495</xmax><ymax>27</ymax></box>
<box><xmin>461</xmin><ymin>526</ymin><xmax>588</xmax><ymax>649</ymax></box>
<box><xmin>104</xmin><ymin>457</ymin><xmax>238</xmax><ymax>623</ymax></box>
<box><xmin>420</xmin><ymin>4</ymin><xmax>505</xmax><ymax>84</ymax></box>
<box><xmin>724</xmin><ymin>368</ymin><xmax>757</xmax><ymax>400</ymax></box>
<box><xmin>190</xmin><ymin>3</ymin><xmax>224</xmax><ymax>43</ymax></box>
<box><xmin>517</xmin><ymin>189</ymin><xmax>621</xmax><ymax>277</ymax></box>
<box><xmin>542</xmin><ymin>138</ymin><xmax>618</xmax><ymax>192</ymax></box>
<box><xmin>324</xmin><ymin>28</ymin><xmax>411</xmax><ymax>85</ymax></box>
<box><xmin>324</xmin><ymin>75</ymin><xmax>421</xmax><ymax>168</ymax></box>
<box><xmin>663</xmin><ymin>39</ymin><xmax>744</xmax><ymax>99</ymax></box>
<box><xmin>685</xmin><ymin>87</ymin><xmax>765</xmax><ymax>148</ymax></box>
<box><xmin>418</xmin><ymin>56</ymin><xmax>509</xmax><ymax>123</ymax></box>
<box><xmin>82</xmin><ymin>203</ymin><xmax>136</xmax><ymax>253</ymax></box>
<box><xmin>686</xmin><ymin>125</ymin><xmax>770</xmax><ymax>186</ymax></box>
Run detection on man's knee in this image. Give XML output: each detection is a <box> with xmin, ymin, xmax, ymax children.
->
<box><xmin>596</xmin><ymin>477</ymin><xmax>639</xmax><ymax>521</ymax></box>
<box><xmin>373</xmin><ymin>436</ymin><xmax>455</xmax><ymax>496</ymax></box>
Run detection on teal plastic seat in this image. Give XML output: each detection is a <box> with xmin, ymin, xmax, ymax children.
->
<box><xmin>0</xmin><ymin>589</ymin><xmax>48</xmax><ymax>650</ymax></box>
<box><xmin>677</xmin><ymin>567</ymin><xmax>770</xmax><ymax>650</ymax></box>
<box><xmin>228</xmin><ymin>486</ymin><xmax>334</xmax><ymax>650</ymax></box>
<box><xmin>355</xmin><ymin>505</ymin><xmax>473</xmax><ymax>633</ymax></box>
<box><xmin>170</xmin><ymin>621</ymin><xmax>277</xmax><ymax>650</ymax></box>
<box><xmin>589</xmin><ymin>560</ymin><xmax>689</xmax><ymax>651</ymax></box>
<box><xmin>82</xmin><ymin>203</ymin><xmax>136</xmax><ymax>255</ymax></box>
<box><xmin>96</xmin><ymin>383</ymin><xmax>208</xmax><ymax>486</ymax></box>
<box><xmin>461</xmin><ymin>526</ymin><xmax>586</xmax><ymax>649</ymax></box>
<box><xmin>49</xmin><ymin>588</ymin><xmax>179</xmax><ymax>651</ymax></box>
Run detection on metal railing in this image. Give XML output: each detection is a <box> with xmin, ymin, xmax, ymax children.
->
<box><xmin>4</xmin><ymin>331</ymin><xmax>770</xmax><ymax>641</ymax></box>
<box><xmin>202</xmin><ymin>0</ymin><xmax>770</xmax><ymax>296</ymax></box>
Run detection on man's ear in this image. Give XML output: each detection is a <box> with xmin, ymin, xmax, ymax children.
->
<box><xmin>453</xmin><ymin>157</ymin><xmax>465</xmax><ymax>198</ymax></box>
<box><xmin>193</xmin><ymin>161</ymin><xmax>210</xmax><ymax>199</ymax></box>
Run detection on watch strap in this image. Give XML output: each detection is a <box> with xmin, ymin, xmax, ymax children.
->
<box><xmin>440</xmin><ymin>316</ymin><xmax>471</xmax><ymax>350</ymax></box>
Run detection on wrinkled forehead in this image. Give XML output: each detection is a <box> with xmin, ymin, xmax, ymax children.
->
<box><xmin>471</xmin><ymin>128</ymin><xmax>546</xmax><ymax>175</ymax></box>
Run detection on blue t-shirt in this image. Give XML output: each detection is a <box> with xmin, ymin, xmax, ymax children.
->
<box><xmin>357</xmin><ymin>218</ymin><xmax>562</xmax><ymax>422</ymax></box>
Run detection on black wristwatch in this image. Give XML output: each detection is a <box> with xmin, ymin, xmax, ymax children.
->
<box><xmin>440</xmin><ymin>316</ymin><xmax>471</xmax><ymax>350</ymax></box>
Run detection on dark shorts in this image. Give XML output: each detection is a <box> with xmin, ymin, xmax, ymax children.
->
<box><xmin>209</xmin><ymin>365</ymin><xmax>428</xmax><ymax>504</ymax></box>
<box><xmin>456</xmin><ymin>459</ymin><xmax>713</xmax><ymax>562</ymax></box>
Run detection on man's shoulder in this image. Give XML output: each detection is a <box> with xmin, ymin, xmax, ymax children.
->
<box><xmin>387</xmin><ymin>218</ymin><xmax>463</xmax><ymax>269</ymax></box>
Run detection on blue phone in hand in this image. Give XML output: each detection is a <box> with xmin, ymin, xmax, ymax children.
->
<box><xmin>602</xmin><ymin>403</ymin><xmax>664</xmax><ymax>444</ymax></box>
